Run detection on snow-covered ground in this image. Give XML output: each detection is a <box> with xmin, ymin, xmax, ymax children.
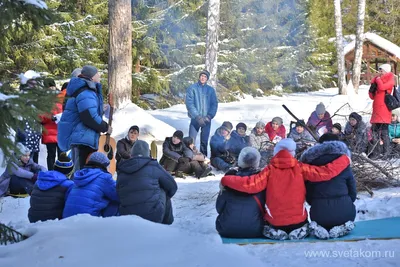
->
<box><xmin>1</xmin><ymin>86</ymin><xmax>400</xmax><ymax>266</ymax></box>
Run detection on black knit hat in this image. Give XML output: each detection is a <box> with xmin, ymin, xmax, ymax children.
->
<box><xmin>236</xmin><ymin>122</ymin><xmax>247</xmax><ymax>131</ymax></box>
<box><xmin>54</xmin><ymin>152</ymin><xmax>74</xmax><ymax>176</ymax></box>
<box><xmin>129</xmin><ymin>125</ymin><xmax>139</xmax><ymax>133</ymax></box>
<box><xmin>199</xmin><ymin>70</ymin><xmax>210</xmax><ymax>80</ymax></box>
<box><xmin>319</xmin><ymin>133</ymin><xmax>339</xmax><ymax>143</ymax></box>
<box><xmin>349</xmin><ymin>112</ymin><xmax>362</xmax><ymax>123</ymax></box>
<box><xmin>295</xmin><ymin>119</ymin><xmax>305</xmax><ymax>127</ymax></box>
<box><xmin>173</xmin><ymin>130</ymin><xmax>184</xmax><ymax>141</ymax></box>
<box><xmin>332</xmin><ymin>123</ymin><xmax>342</xmax><ymax>132</ymax></box>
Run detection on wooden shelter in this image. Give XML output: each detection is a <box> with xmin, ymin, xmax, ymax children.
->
<box><xmin>344</xmin><ymin>32</ymin><xmax>400</xmax><ymax>85</ymax></box>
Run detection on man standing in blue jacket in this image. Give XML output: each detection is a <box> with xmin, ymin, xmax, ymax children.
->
<box><xmin>58</xmin><ymin>65</ymin><xmax>112</xmax><ymax>171</ymax></box>
<box><xmin>185</xmin><ymin>70</ymin><xmax>218</xmax><ymax>157</ymax></box>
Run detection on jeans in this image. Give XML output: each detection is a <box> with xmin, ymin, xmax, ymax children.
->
<box><xmin>71</xmin><ymin>145</ymin><xmax>96</xmax><ymax>172</ymax></box>
<box><xmin>189</xmin><ymin>119</ymin><xmax>211</xmax><ymax>157</ymax></box>
<box><xmin>46</xmin><ymin>143</ymin><xmax>61</xmax><ymax>170</ymax></box>
<box><xmin>9</xmin><ymin>175</ymin><xmax>35</xmax><ymax>195</ymax></box>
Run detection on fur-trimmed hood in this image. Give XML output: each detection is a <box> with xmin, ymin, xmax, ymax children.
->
<box><xmin>300</xmin><ymin>141</ymin><xmax>351</xmax><ymax>164</ymax></box>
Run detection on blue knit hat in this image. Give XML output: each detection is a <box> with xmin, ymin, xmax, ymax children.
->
<box><xmin>86</xmin><ymin>152</ymin><xmax>110</xmax><ymax>169</ymax></box>
<box><xmin>273</xmin><ymin>138</ymin><xmax>296</xmax><ymax>157</ymax></box>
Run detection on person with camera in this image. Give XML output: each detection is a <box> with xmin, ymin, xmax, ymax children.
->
<box><xmin>368</xmin><ymin>64</ymin><xmax>395</xmax><ymax>159</ymax></box>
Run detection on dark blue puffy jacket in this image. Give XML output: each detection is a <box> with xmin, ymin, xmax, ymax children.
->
<box><xmin>63</xmin><ymin>167</ymin><xmax>119</xmax><ymax>218</ymax></box>
<box><xmin>28</xmin><ymin>171</ymin><xmax>74</xmax><ymax>223</ymax></box>
<box><xmin>216</xmin><ymin>168</ymin><xmax>265</xmax><ymax>238</ymax></box>
<box><xmin>300</xmin><ymin>141</ymin><xmax>356</xmax><ymax>230</ymax></box>
<box><xmin>227</xmin><ymin>130</ymin><xmax>249</xmax><ymax>158</ymax></box>
<box><xmin>210</xmin><ymin>128</ymin><xmax>229</xmax><ymax>159</ymax></box>
<box><xmin>58</xmin><ymin>77</ymin><xmax>108</xmax><ymax>151</ymax></box>
<box><xmin>117</xmin><ymin>157</ymin><xmax>177</xmax><ymax>223</ymax></box>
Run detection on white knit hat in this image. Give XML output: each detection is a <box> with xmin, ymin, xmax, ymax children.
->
<box><xmin>379</xmin><ymin>64</ymin><xmax>391</xmax><ymax>73</ymax></box>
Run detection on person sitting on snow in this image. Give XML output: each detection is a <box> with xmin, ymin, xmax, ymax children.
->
<box><xmin>116</xmin><ymin>125</ymin><xmax>140</xmax><ymax>166</ymax></box>
<box><xmin>220</xmin><ymin>138</ymin><xmax>351</xmax><ymax>240</ymax></box>
<box><xmin>159</xmin><ymin>130</ymin><xmax>192</xmax><ymax>178</ymax></box>
<box><xmin>0</xmin><ymin>143</ymin><xmax>47</xmax><ymax>197</ymax></box>
<box><xmin>210</xmin><ymin>121</ymin><xmax>236</xmax><ymax>172</ymax></box>
<box><xmin>300</xmin><ymin>133</ymin><xmax>356</xmax><ymax>239</ymax></box>
<box><xmin>216</xmin><ymin>147</ymin><xmax>265</xmax><ymax>238</ymax></box>
<box><xmin>331</xmin><ymin>123</ymin><xmax>345</xmax><ymax>141</ymax></box>
<box><xmin>63</xmin><ymin>152</ymin><xmax>119</xmax><ymax>218</ymax></box>
<box><xmin>249</xmin><ymin>121</ymin><xmax>273</xmax><ymax>168</ymax></box>
<box><xmin>389</xmin><ymin>109</ymin><xmax>400</xmax><ymax>156</ymax></box>
<box><xmin>307</xmin><ymin>102</ymin><xmax>333</xmax><ymax>137</ymax></box>
<box><xmin>28</xmin><ymin>152</ymin><xmax>74</xmax><ymax>223</ymax></box>
<box><xmin>265</xmin><ymin>117</ymin><xmax>286</xmax><ymax>144</ymax></box>
<box><xmin>182</xmin><ymin>137</ymin><xmax>212</xmax><ymax>178</ymax></box>
<box><xmin>117</xmin><ymin>140</ymin><xmax>177</xmax><ymax>225</ymax></box>
<box><xmin>287</xmin><ymin>119</ymin><xmax>315</xmax><ymax>156</ymax></box>
<box><xmin>226</xmin><ymin>122</ymin><xmax>250</xmax><ymax>160</ymax></box>
<box><xmin>344</xmin><ymin>112</ymin><xmax>368</xmax><ymax>154</ymax></box>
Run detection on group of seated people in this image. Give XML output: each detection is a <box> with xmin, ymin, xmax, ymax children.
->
<box><xmin>216</xmin><ymin>133</ymin><xmax>356</xmax><ymax>240</ymax></box>
<box><xmin>0</xmin><ymin>140</ymin><xmax>178</xmax><ymax>225</ymax></box>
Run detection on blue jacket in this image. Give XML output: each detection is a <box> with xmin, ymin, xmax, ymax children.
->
<box><xmin>117</xmin><ymin>157</ymin><xmax>177</xmax><ymax>223</ymax></box>
<box><xmin>216</xmin><ymin>168</ymin><xmax>265</xmax><ymax>238</ymax></box>
<box><xmin>185</xmin><ymin>82</ymin><xmax>218</xmax><ymax>119</ymax></box>
<box><xmin>210</xmin><ymin>128</ymin><xmax>229</xmax><ymax>159</ymax></box>
<box><xmin>58</xmin><ymin>77</ymin><xmax>108</xmax><ymax>151</ymax></box>
<box><xmin>227</xmin><ymin>130</ymin><xmax>249</xmax><ymax>158</ymax></box>
<box><xmin>300</xmin><ymin>141</ymin><xmax>356</xmax><ymax>229</ymax></box>
<box><xmin>28</xmin><ymin>171</ymin><xmax>74</xmax><ymax>223</ymax></box>
<box><xmin>63</xmin><ymin>167</ymin><xmax>119</xmax><ymax>218</ymax></box>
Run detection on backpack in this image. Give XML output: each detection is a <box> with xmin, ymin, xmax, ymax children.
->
<box><xmin>384</xmin><ymin>86</ymin><xmax>400</xmax><ymax>111</ymax></box>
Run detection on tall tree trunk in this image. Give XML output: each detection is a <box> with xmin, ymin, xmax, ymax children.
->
<box><xmin>352</xmin><ymin>0</ymin><xmax>366</xmax><ymax>94</ymax></box>
<box><xmin>108</xmin><ymin>0</ymin><xmax>132</xmax><ymax>108</ymax></box>
<box><xmin>205</xmin><ymin>0</ymin><xmax>220</xmax><ymax>89</ymax></box>
<box><xmin>334</xmin><ymin>0</ymin><xmax>347</xmax><ymax>95</ymax></box>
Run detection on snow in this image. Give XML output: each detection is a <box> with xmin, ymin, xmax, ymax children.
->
<box><xmin>1</xmin><ymin>86</ymin><xmax>400</xmax><ymax>266</ymax></box>
<box><xmin>344</xmin><ymin>32</ymin><xmax>400</xmax><ymax>59</ymax></box>
<box><xmin>22</xmin><ymin>0</ymin><xmax>47</xmax><ymax>9</ymax></box>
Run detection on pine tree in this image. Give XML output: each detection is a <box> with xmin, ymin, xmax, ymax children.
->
<box><xmin>0</xmin><ymin>222</ymin><xmax>27</xmax><ymax>245</ymax></box>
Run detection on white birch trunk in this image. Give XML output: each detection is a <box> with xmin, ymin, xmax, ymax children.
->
<box><xmin>352</xmin><ymin>0</ymin><xmax>366</xmax><ymax>94</ymax></box>
<box><xmin>108</xmin><ymin>0</ymin><xmax>132</xmax><ymax>108</ymax></box>
<box><xmin>205</xmin><ymin>0</ymin><xmax>220</xmax><ymax>89</ymax></box>
<box><xmin>334</xmin><ymin>0</ymin><xmax>347</xmax><ymax>95</ymax></box>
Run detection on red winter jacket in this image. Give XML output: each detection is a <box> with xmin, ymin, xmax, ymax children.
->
<box><xmin>221</xmin><ymin>150</ymin><xmax>350</xmax><ymax>227</ymax></box>
<box><xmin>369</xmin><ymin>72</ymin><xmax>395</xmax><ymax>124</ymax></box>
<box><xmin>265</xmin><ymin>122</ymin><xmax>286</xmax><ymax>141</ymax></box>
<box><xmin>39</xmin><ymin>90</ymin><xmax>65</xmax><ymax>144</ymax></box>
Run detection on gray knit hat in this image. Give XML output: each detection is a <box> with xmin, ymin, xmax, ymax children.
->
<box><xmin>316</xmin><ymin>102</ymin><xmax>326</xmax><ymax>115</ymax></box>
<box><xmin>81</xmin><ymin>65</ymin><xmax>98</xmax><ymax>79</ymax></box>
<box><xmin>255</xmin><ymin>121</ymin><xmax>265</xmax><ymax>129</ymax></box>
<box><xmin>131</xmin><ymin>140</ymin><xmax>150</xmax><ymax>157</ymax></box>
<box><xmin>238</xmin><ymin>147</ymin><xmax>261</xmax><ymax>169</ymax></box>
<box><xmin>271</xmin><ymin>117</ymin><xmax>283</xmax><ymax>126</ymax></box>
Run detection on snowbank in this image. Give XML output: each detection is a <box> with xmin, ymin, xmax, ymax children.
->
<box><xmin>0</xmin><ymin>215</ymin><xmax>264</xmax><ymax>267</ymax></box>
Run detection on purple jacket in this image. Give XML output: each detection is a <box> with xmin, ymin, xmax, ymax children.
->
<box><xmin>0</xmin><ymin>158</ymin><xmax>47</xmax><ymax>197</ymax></box>
<box><xmin>307</xmin><ymin>111</ymin><xmax>333</xmax><ymax>134</ymax></box>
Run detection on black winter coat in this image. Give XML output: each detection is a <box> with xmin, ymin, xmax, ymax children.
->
<box><xmin>300</xmin><ymin>141</ymin><xmax>357</xmax><ymax>229</ymax></box>
<box><xmin>117</xmin><ymin>157</ymin><xmax>178</xmax><ymax>223</ymax></box>
<box><xmin>116</xmin><ymin>137</ymin><xmax>135</xmax><ymax>164</ymax></box>
<box><xmin>160</xmin><ymin>137</ymin><xmax>190</xmax><ymax>165</ymax></box>
<box><xmin>28</xmin><ymin>171</ymin><xmax>74</xmax><ymax>223</ymax></box>
<box><xmin>216</xmin><ymin>168</ymin><xmax>265</xmax><ymax>238</ymax></box>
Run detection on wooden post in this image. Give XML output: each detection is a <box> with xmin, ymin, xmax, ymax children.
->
<box><xmin>366</xmin><ymin>44</ymin><xmax>371</xmax><ymax>83</ymax></box>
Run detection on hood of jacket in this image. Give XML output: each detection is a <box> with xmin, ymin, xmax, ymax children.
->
<box><xmin>73</xmin><ymin>168</ymin><xmax>107</xmax><ymax>187</ymax></box>
<box><xmin>269</xmin><ymin>150</ymin><xmax>298</xmax><ymax>169</ymax></box>
<box><xmin>300</xmin><ymin>140</ymin><xmax>351</xmax><ymax>164</ymax></box>
<box><xmin>67</xmin><ymin>77</ymin><xmax>98</xmax><ymax>96</ymax></box>
<box><xmin>118</xmin><ymin>157</ymin><xmax>154</xmax><ymax>174</ymax></box>
<box><xmin>37</xmin><ymin>170</ymin><xmax>69</xmax><ymax>190</ymax></box>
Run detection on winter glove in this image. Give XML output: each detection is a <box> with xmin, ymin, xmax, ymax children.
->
<box><xmin>196</xmin><ymin>116</ymin><xmax>206</xmax><ymax>127</ymax></box>
<box><xmin>51</xmin><ymin>116</ymin><xmax>57</xmax><ymax>122</ymax></box>
<box><xmin>225</xmin><ymin>168</ymin><xmax>238</xmax><ymax>175</ymax></box>
<box><xmin>369</xmin><ymin>83</ymin><xmax>377</xmax><ymax>95</ymax></box>
<box><xmin>178</xmin><ymin>157</ymin><xmax>190</xmax><ymax>164</ymax></box>
<box><xmin>31</xmin><ymin>173</ymin><xmax>38</xmax><ymax>183</ymax></box>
